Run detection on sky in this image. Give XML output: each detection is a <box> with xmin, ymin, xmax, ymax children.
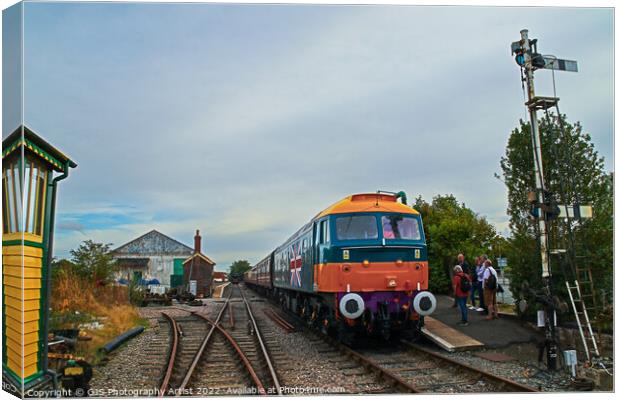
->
<box><xmin>2</xmin><ymin>2</ymin><xmax>614</xmax><ymax>270</ymax></box>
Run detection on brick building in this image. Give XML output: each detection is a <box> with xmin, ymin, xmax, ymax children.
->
<box><xmin>183</xmin><ymin>230</ymin><xmax>216</xmax><ymax>297</ymax></box>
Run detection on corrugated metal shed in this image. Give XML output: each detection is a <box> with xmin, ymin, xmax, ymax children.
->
<box><xmin>112</xmin><ymin>230</ymin><xmax>193</xmax><ymax>288</ymax></box>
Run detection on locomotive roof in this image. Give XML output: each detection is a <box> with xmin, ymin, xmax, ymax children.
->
<box><xmin>315</xmin><ymin>193</ymin><xmax>419</xmax><ymax>218</ymax></box>
<box><xmin>275</xmin><ymin>193</ymin><xmax>419</xmax><ymax>250</ymax></box>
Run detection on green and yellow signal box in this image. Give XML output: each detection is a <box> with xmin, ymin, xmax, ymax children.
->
<box><xmin>2</xmin><ymin>125</ymin><xmax>76</xmax><ymax>393</ymax></box>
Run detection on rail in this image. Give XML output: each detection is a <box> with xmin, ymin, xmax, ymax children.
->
<box><xmin>158</xmin><ymin>313</ymin><xmax>180</xmax><ymax>395</ymax></box>
<box><xmin>263</xmin><ymin>309</ymin><xmax>295</xmax><ymax>333</ymax></box>
<box><xmin>177</xmin><ymin>289</ymin><xmax>233</xmax><ymax>392</ymax></box>
<box><xmin>240</xmin><ymin>287</ymin><xmax>283</xmax><ymax>395</ymax></box>
<box><xmin>194</xmin><ymin>313</ymin><xmax>267</xmax><ymax>394</ymax></box>
<box><xmin>401</xmin><ymin>341</ymin><xmax>538</xmax><ymax>392</ymax></box>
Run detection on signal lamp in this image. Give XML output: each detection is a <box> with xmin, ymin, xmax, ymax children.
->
<box><xmin>515</xmin><ymin>53</ymin><xmax>525</xmax><ymax>66</ymax></box>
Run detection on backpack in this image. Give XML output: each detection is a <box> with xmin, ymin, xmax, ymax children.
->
<box><xmin>459</xmin><ymin>274</ymin><xmax>471</xmax><ymax>292</ymax></box>
<box><xmin>486</xmin><ymin>271</ymin><xmax>497</xmax><ymax>291</ymax></box>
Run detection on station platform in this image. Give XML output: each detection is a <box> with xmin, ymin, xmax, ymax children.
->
<box><xmin>422</xmin><ymin>295</ymin><xmax>541</xmax><ymax>350</ymax></box>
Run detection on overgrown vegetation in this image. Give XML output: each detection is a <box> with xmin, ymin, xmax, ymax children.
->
<box><xmin>499</xmin><ymin>114</ymin><xmax>613</xmax><ymax>322</ymax></box>
<box><xmin>50</xmin><ymin>240</ymin><xmax>144</xmax><ymax>363</ymax></box>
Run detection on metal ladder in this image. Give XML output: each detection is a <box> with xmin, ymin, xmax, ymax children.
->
<box><xmin>565</xmin><ymin>280</ymin><xmax>600</xmax><ymax>362</ymax></box>
<box><xmin>575</xmin><ymin>265</ymin><xmax>597</xmax><ymax>312</ymax></box>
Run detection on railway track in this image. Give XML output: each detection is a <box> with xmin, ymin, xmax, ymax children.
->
<box><xmin>159</xmin><ymin>313</ymin><xmax>211</xmax><ymax>394</ymax></box>
<box><xmin>245</xmin><ymin>286</ymin><xmax>538</xmax><ymax>394</ymax></box>
<box><xmin>356</xmin><ymin>341</ymin><xmax>538</xmax><ymax>393</ymax></box>
<box><xmin>157</xmin><ymin>285</ymin><xmax>282</xmax><ymax>396</ymax></box>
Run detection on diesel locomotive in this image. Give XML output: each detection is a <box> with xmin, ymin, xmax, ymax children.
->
<box><xmin>244</xmin><ymin>191</ymin><xmax>436</xmax><ymax>342</ymax></box>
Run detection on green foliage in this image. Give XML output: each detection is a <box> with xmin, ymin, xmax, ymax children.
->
<box><xmin>500</xmin><ymin>114</ymin><xmax>612</xmax><ymax>314</ymax></box>
<box><xmin>69</xmin><ymin>240</ymin><xmax>117</xmax><ymax>284</ymax></box>
<box><xmin>229</xmin><ymin>260</ymin><xmax>251</xmax><ymax>279</ymax></box>
<box><xmin>51</xmin><ymin>258</ymin><xmax>77</xmax><ymax>281</ymax></box>
<box><xmin>128</xmin><ymin>275</ymin><xmax>145</xmax><ymax>306</ymax></box>
<box><xmin>413</xmin><ymin>195</ymin><xmax>500</xmax><ymax>294</ymax></box>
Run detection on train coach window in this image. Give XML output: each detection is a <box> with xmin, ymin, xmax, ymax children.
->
<box><xmin>382</xmin><ymin>215</ymin><xmax>421</xmax><ymax>240</ymax></box>
<box><xmin>336</xmin><ymin>215</ymin><xmax>378</xmax><ymax>240</ymax></box>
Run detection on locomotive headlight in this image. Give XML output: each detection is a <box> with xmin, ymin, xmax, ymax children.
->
<box><xmin>412</xmin><ymin>292</ymin><xmax>437</xmax><ymax>316</ymax></box>
<box><xmin>339</xmin><ymin>293</ymin><xmax>365</xmax><ymax>319</ymax></box>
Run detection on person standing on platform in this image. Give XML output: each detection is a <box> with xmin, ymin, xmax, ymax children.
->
<box><xmin>452</xmin><ymin>253</ymin><xmax>471</xmax><ymax>308</ymax></box>
<box><xmin>452</xmin><ymin>265</ymin><xmax>471</xmax><ymax>326</ymax></box>
<box><xmin>457</xmin><ymin>253</ymin><xmax>471</xmax><ymax>275</ymax></box>
<box><xmin>469</xmin><ymin>256</ymin><xmax>484</xmax><ymax>311</ymax></box>
<box><xmin>478</xmin><ymin>255</ymin><xmax>489</xmax><ymax>314</ymax></box>
<box><xmin>482</xmin><ymin>259</ymin><xmax>499</xmax><ymax>320</ymax></box>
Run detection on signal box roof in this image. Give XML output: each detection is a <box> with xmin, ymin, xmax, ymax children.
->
<box><xmin>2</xmin><ymin>125</ymin><xmax>77</xmax><ymax>172</ymax></box>
<box><xmin>316</xmin><ymin>193</ymin><xmax>418</xmax><ymax>218</ymax></box>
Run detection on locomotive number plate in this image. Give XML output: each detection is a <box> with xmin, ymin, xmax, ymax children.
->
<box><xmin>343</xmin><ymin>250</ymin><xmax>350</xmax><ymax>260</ymax></box>
<box><xmin>415</xmin><ymin>249</ymin><xmax>420</xmax><ymax>259</ymax></box>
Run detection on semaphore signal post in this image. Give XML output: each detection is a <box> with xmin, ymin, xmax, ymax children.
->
<box><xmin>510</xmin><ymin>29</ymin><xmax>579</xmax><ymax>371</ymax></box>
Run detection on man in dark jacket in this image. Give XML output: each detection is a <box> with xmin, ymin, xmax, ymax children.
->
<box><xmin>458</xmin><ymin>253</ymin><xmax>471</xmax><ymax>275</ymax></box>
<box><xmin>452</xmin><ymin>253</ymin><xmax>471</xmax><ymax>307</ymax></box>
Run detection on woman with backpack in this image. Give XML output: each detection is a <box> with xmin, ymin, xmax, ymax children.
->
<box><xmin>482</xmin><ymin>260</ymin><xmax>499</xmax><ymax>320</ymax></box>
<box><xmin>452</xmin><ymin>265</ymin><xmax>472</xmax><ymax>326</ymax></box>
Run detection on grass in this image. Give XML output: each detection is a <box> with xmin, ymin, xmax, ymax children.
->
<box><xmin>50</xmin><ymin>268</ymin><xmax>144</xmax><ymax>364</ymax></box>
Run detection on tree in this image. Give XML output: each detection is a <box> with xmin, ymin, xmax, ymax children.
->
<box><xmin>229</xmin><ymin>260</ymin><xmax>251</xmax><ymax>280</ymax></box>
<box><xmin>413</xmin><ymin>195</ymin><xmax>500</xmax><ymax>294</ymax></box>
<box><xmin>51</xmin><ymin>258</ymin><xmax>77</xmax><ymax>280</ymax></box>
<box><xmin>500</xmin><ymin>114</ymin><xmax>612</xmax><ymax>313</ymax></box>
<box><xmin>69</xmin><ymin>240</ymin><xmax>117</xmax><ymax>284</ymax></box>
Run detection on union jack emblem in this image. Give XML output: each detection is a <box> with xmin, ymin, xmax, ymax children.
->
<box><xmin>289</xmin><ymin>243</ymin><xmax>302</xmax><ymax>287</ymax></box>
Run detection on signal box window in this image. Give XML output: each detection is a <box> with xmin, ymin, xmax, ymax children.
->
<box><xmin>2</xmin><ymin>157</ymin><xmax>48</xmax><ymax>236</ymax></box>
<box><xmin>336</xmin><ymin>215</ymin><xmax>378</xmax><ymax>240</ymax></box>
<box><xmin>382</xmin><ymin>215</ymin><xmax>421</xmax><ymax>240</ymax></box>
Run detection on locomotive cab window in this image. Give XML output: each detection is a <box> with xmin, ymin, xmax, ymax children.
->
<box><xmin>335</xmin><ymin>215</ymin><xmax>378</xmax><ymax>240</ymax></box>
<box><xmin>318</xmin><ymin>219</ymin><xmax>329</xmax><ymax>244</ymax></box>
<box><xmin>381</xmin><ymin>215</ymin><xmax>421</xmax><ymax>240</ymax></box>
